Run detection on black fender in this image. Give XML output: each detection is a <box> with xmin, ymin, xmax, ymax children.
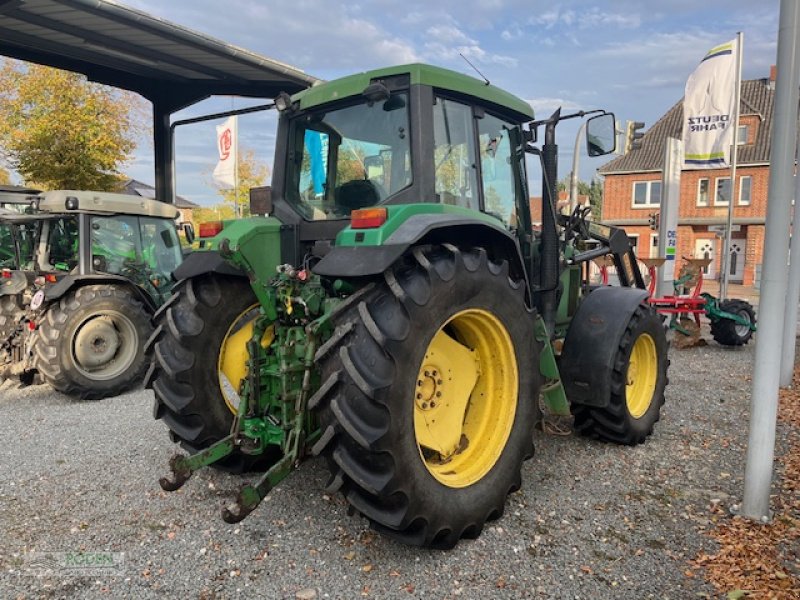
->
<box><xmin>313</xmin><ymin>214</ymin><xmax>527</xmax><ymax>281</ymax></box>
<box><xmin>171</xmin><ymin>250</ymin><xmax>245</xmax><ymax>281</ymax></box>
<box><xmin>559</xmin><ymin>286</ymin><xmax>650</xmax><ymax>408</ymax></box>
<box><xmin>44</xmin><ymin>274</ymin><xmax>158</xmax><ymax>313</ymax></box>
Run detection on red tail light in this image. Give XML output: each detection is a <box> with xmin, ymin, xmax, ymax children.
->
<box><xmin>351</xmin><ymin>208</ymin><xmax>387</xmax><ymax>229</ymax></box>
<box><xmin>199</xmin><ymin>221</ymin><xmax>224</xmax><ymax>238</ymax></box>
<box><xmin>1</xmin><ymin>269</ymin><xmax>10</xmax><ymax>278</ymax></box>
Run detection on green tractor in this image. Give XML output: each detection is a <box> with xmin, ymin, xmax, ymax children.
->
<box><xmin>0</xmin><ymin>190</ymin><xmax>186</xmax><ymax>398</ymax></box>
<box><xmin>147</xmin><ymin>64</ymin><xmax>668</xmax><ymax>548</ymax></box>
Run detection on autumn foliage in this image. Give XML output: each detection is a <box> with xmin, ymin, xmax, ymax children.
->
<box><xmin>0</xmin><ymin>60</ymin><xmax>147</xmax><ymax>191</ymax></box>
<box><xmin>693</xmin><ymin>368</ymin><xmax>800</xmax><ymax>598</ymax></box>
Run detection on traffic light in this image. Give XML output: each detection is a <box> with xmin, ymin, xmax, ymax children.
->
<box><xmin>648</xmin><ymin>212</ymin><xmax>659</xmax><ymax>230</ymax></box>
<box><xmin>625</xmin><ymin>120</ymin><xmax>646</xmax><ymax>153</ymax></box>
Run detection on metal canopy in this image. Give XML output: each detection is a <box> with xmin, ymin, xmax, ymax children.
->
<box><xmin>0</xmin><ymin>0</ymin><xmax>318</xmax><ymax>112</ymax></box>
<box><xmin>0</xmin><ymin>0</ymin><xmax>319</xmax><ymax>202</ymax></box>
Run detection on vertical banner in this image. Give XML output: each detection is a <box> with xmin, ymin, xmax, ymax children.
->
<box><xmin>682</xmin><ymin>39</ymin><xmax>737</xmax><ymax>169</ymax></box>
<box><xmin>213</xmin><ymin>116</ymin><xmax>238</xmax><ymax>188</ymax></box>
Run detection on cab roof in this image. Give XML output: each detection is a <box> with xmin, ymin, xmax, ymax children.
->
<box><xmin>37</xmin><ymin>190</ymin><xmax>179</xmax><ymax>219</ymax></box>
<box><xmin>294</xmin><ymin>63</ymin><xmax>535</xmax><ymax>123</ymax></box>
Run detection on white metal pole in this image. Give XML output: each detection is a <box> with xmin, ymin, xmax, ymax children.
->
<box><xmin>779</xmin><ymin>124</ymin><xmax>800</xmax><ymax>387</ymax></box>
<box><xmin>721</xmin><ymin>32</ymin><xmax>744</xmax><ymax>301</ymax></box>
<box><xmin>657</xmin><ymin>137</ymin><xmax>682</xmax><ymax>297</ymax></box>
<box><xmin>740</xmin><ymin>0</ymin><xmax>800</xmax><ymax>521</ymax></box>
<box><xmin>569</xmin><ymin>122</ymin><xmax>587</xmax><ymax>213</ymax></box>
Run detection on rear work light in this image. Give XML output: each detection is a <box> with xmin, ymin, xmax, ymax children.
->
<box><xmin>351</xmin><ymin>207</ymin><xmax>387</xmax><ymax>229</ymax></box>
<box><xmin>198</xmin><ymin>221</ymin><xmax>224</xmax><ymax>238</ymax></box>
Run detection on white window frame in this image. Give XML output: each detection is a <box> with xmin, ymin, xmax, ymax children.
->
<box><xmin>738</xmin><ymin>175</ymin><xmax>752</xmax><ymax>206</ymax></box>
<box><xmin>628</xmin><ymin>233</ymin><xmax>640</xmax><ymax>255</ymax></box>
<box><xmin>697</xmin><ymin>177</ymin><xmax>710</xmax><ymax>207</ymax></box>
<box><xmin>737</xmin><ymin>124</ymin><xmax>749</xmax><ymax>145</ymax></box>
<box><xmin>714</xmin><ymin>176</ymin><xmax>731</xmax><ymax>206</ymax></box>
<box><xmin>631</xmin><ymin>180</ymin><xmax>661</xmax><ymax>208</ymax></box>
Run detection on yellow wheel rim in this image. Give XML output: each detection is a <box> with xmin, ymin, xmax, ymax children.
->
<box><xmin>217</xmin><ymin>304</ymin><xmax>273</xmax><ymax>414</ymax></box>
<box><xmin>625</xmin><ymin>333</ymin><xmax>658</xmax><ymax>419</ymax></box>
<box><xmin>414</xmin><ymin>309</ymin><xmax>518</xmax><ymax>488</ymax></box>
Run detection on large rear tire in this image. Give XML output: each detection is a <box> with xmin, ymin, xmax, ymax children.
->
<box><xmin>0</xmin><ymin>294</ymin><xmax>24</xmax><ymax>381</ymax></box>
<box><xmin>311</xmin><ymin>245</ymin><xmax>541</xmax><ymax>549</ymax></box>
<box><xmin>572</xmin><ymin>304</ymin><xmax>668</xmax><ymax>445</ymax></box>
<box><xmin>710</xmin><ymin>299</ymin><xmax>756</xmax><ymax>346</ymax></box>
<box><xmin>146</xmin><ymin>274</ymin><xmax>272</xmax><ymax>472</ymax></box>
<box><xmin>33</xmin><ymin>285</ymin><xmax>153</xmax><ymax>399</ymax></box>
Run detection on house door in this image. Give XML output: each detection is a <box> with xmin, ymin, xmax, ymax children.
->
<box><xmin>728</xmin><ymin>238</ymin><xmax>745</xmax><ymax>282</ymax></box>
<box><xmin>695</xmin><ymin>238</ymin><xmax>716</xmax><ymax>279</ymax></box>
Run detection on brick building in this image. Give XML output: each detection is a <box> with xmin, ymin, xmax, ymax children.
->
<box><xmin>598</xmin><ymin>72</ymin><xmax>775</xmax><ymax>286</ymax></box>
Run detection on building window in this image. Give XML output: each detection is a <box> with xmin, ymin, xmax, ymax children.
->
<box><xmin>739</xmin><ymin>175</ymin><xmax>751</xmax><ymax>206</ymax></box>
<box><xmin>715</xmin><ymin>177</ymin><xmax>731</xmax><ymax>206</ymax></box>
<box><xmin>697</xmin><ymin>178</ymin><xmax>709</xmax><ymax>206</ymax></box>
<box><xmin>737</xmin><ymin>124</ymin><xmax>750</xmax><ymax>145</ymax></box>
<box><xmin>632</xmin><ymin>180</ymin><xmax>661</xmax><ymax>207</ymax></box>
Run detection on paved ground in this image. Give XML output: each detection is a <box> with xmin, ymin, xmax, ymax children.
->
<box><xmin>0</xmin><ymin>332</ymin><xmax>777</xmax><ymax>599</ymax></box>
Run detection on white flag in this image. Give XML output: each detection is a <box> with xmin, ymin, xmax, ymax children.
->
<box><xmin>682</xmin><ymin>39</ymin><xmax>737</xmax><ymax>169</ymax></box>
<box><xmin>213</xmin><ymin>116</ymin><xmax>238</xmax><ymax>188</ymax></box>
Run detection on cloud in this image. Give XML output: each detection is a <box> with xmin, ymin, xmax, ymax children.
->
<box><xmin>527</xmin><ymin>97</ymin><xmax>582</xmax><ymax>113</ymax></box>
<box><xmin>424</xmin><ymin>23</ymin><xmax>518</xmax><ymax>67</ymax></box>
<box><xmin>529</xmin><ymin>6</ymin><xmax>640</xmax><ymax>31</ymax></box>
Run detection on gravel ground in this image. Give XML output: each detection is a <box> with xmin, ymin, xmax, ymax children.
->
<box><xmin>0</xmin><ymin>333</ymin><xmax>773</xmax><ymax>599</ymax></box>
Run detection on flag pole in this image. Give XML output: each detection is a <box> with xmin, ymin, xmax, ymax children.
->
<box><xmin>720</xmin><ymin>32</ymin><xmax>744</xmax><ymax>300</ymax></box>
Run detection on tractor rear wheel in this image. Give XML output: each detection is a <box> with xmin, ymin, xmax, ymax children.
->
<box><xmin>710</xmin><ymin>299</ymin><xmax>756</xmax><ymax>346</ymax></box>
<box><xmin>572</xmin><ymin>304</ymin><xmax>668</xmax><ymax>445</ymax></box>
<box><xmin>34</xmin><ymin>285</ymin><xmax>152</xmax><ymax>399</ymax></box>
<box><xmin>146</xmin><ymin>273</ymin><xmax>273</xmax><ymax>472</ymax></box>
<box><xmin>0</xmin><ymin>294</ymin><xmax>24</xmax><ymax>381</ymax></box>
<box><xmin>311</xmin><ymin>245</ymin><xmax>540</xmax><ymax>548</ymax></box>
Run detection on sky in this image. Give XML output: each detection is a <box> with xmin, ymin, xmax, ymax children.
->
<box><xmin>112</xmin><ymin>0</ymin><xmax>782</xmax><ymax>206</ymax></box>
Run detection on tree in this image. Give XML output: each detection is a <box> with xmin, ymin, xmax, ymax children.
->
<box><xmin>0</xmin><ymin>166</ymin><xmax>9</xmax><ymax>185</ymax></box>
<box><xmin>214</xmin><ymin>148</ymin><xmax>269</xmax><ymax>216</ymax></box>
<box><xmin>0</xmin><ymin>60</ymin><xmax>146</xmax><ymax>191</ymax></box>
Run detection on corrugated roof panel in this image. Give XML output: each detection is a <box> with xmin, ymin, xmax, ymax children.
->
<box><xmin>0</xmin><ymin>0</ymin><xmax>318</xmax><ymax>108</ymax></box>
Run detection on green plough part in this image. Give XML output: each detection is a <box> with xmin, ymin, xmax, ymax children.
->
<box><xmin>701</xmin><ymin>293</ymin><xmax>758</xmax><ymax>331</ymax></box>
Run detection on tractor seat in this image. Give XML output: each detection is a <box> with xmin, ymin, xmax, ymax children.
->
<box><xmin>335</xmin><ymin>180</ymin><xmax>381</xmax><ymax>214</ymax></box>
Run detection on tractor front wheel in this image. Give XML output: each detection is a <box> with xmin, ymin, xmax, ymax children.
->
<box><xmin>572</xmin><ymin>304</ymin><xmax>668</xmax><ymax>445</ymax></box>
<box><xmin>34</xmin><ymin>285</ymin><xmax>152</xmax><ymax>399</ymax></box>
<box><xmin>312</xmin><ymin>245</ymin><xmax>540</xmax><ymax>548</ymax></box>
<box><xmin>710</xmin><ymin>299</ymin><xmax>756</xmax><ymax>346</ymax></box>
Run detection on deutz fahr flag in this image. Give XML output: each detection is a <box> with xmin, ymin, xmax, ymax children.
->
<box><xmin>682</xmin><ymin>39</ymin><xmax>737</xmax><ymax>169</ymax></box>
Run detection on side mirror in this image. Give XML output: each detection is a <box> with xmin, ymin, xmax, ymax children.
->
<box><xmin>586</xmin><ymin>113</ymin><xmax>616</xmax><ymax>157</ymax></box>
<box><xmin>181</xmin><ymin>222</ymin><xmax>195</xmax><ymax>245</ymax></box>
<box><xmin>249</xmin><ymin>186</ymin><xmax>272</xmax><ymax>216</ymax></box>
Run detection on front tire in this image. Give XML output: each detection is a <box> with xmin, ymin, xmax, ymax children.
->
<box><xmin>572</xmin><ymin>304</ymin><xmax>668</xmax><ymax>445</ymax></box>
<box><xmin>710</xmin><ymin>299</ymin><xmax>756</xmax><ymax>346</ymax></box>
<box><xmin>33</xmin><ymin>285</ymin><xmax>153</xmax><ymax>399</ymax></box>
<box><xmin>311</xmin><ymin>245</ymin><xmax>541</xmax><ymax>548</ymax></box>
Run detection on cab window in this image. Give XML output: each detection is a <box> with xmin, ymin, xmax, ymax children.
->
<box><xmin>432</xmin><ymin>97</ymin><xmax>479</xmax><ymax>210</ymax></box>
<box><xmin>478</xmin><ymin>114</ymin><xmax>520</xmax><ymax>228</ymax></box>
